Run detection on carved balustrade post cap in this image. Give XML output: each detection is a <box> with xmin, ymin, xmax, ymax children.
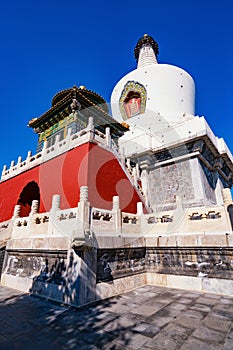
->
<box><xmin>30</xmin><ymin>200</ymin><xmax>39</xmax><ymax>214</ymax></box>
<box><xmin>113</xmin><ymin>196</ymin><xmax>120</xmax><ymax>210</ymax></box>
<box><xmin>222</xmin><ymin>188</ymin><xmax>232</xmax><ymax>203</ymax></box>
<box><xmin>137</xmin><ymin>202</ymin><xmax>143</xmax><ymax>215</ymax></box>
<box><xmin>88</xmin><ymin>116</ymin><xmax>94</xmax><ymax>126</ymax></box>
<box><xmin>13</xmin><ymin>204</ymin><xmax>21</xmax><ymax>218</ymax></box>
<box><xmin>51</xmin><ymin>194</ymin><xmax>61</xmax><ymax>210</ymax></box>
<box><xmin>80</xmin><ymin>186</ymin><xmax>89</xmax><ymax>201</ymax></box>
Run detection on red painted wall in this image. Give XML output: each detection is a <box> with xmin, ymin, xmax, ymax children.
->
<box><xmin>87</xmin><ymin>143</ymin><xmax>142</xmax><ymax>213</ymax></box>
<box><xmin>0</xmin><ymin>142</ymin><xmax>144</xmax><ymax>222</ymax></box>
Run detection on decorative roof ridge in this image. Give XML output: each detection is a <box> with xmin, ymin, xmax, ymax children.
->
<box><xmin>77</xmin><ymin>90</ymin><xmax>109</xmax><ymax>117</ymax></box>
<box><xmin>28</xmin><ymin>92</ymin><xmax>72</xmax><ymax>127</ymax></box>
<box><xmin>77</xmin><ymin>90</ymin><xmax>125</xmax><ymax>127</ymax></box>
<box><xmin>51</xmin><ymin>86</ymin><xmax>107</xmax><ymax>107</ymax></box>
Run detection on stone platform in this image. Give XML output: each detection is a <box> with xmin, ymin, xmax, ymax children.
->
<box><xmin>0</xmin><ymin>285</ymin><xmax>232</xmax><ymax>349</ymax></box>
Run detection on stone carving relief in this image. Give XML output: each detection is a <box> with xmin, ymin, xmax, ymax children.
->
<box><xmin>96</xmin><ymin>247</ymin><xmax>233</xmax><ymax>282</ymax></box>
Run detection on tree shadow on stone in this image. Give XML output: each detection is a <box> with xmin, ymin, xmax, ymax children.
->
<box><xmin>0</xmin><ymin>284</ymin><xmax>139</xmax><ymax>350</ymax></box>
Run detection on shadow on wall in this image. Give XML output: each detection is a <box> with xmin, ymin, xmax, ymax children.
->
<box><xmin>227</xmin><ymin>204</ymin><xmax>233</xmax><ymax>230</ymax></box>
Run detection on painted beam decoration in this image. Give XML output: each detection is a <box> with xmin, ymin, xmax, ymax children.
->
<box><xmin>38</xmin><ymin>112</ymin><xmax>86</xmax><ymax>142</ymax></box>
<box><xmin>119</xmin><ymin>81</ymin><xmax>147</xmax><ymax>120</ymax></box>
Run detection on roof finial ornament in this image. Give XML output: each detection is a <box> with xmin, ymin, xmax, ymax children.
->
<box><xmin>70</xmin><ymin>98</ymin><xmax>81</xmax><ymax>112</ymax></box>
<box><xmin>134</xmin><ymin>34</ymin><xmax>159</xmax><ymax>68</ymax></box>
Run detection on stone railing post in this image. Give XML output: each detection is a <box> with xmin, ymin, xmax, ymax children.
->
<box><xmin>50</xmin><ymin>194</ymin><xmax>60</xmax><ymax>213</ymax></box>
<box><xmin>12</xmin><ymin>204</ymin><xmax>21</xmax><ymax>219</ymax></box>
<box><xmin>55</xmin><ymin>134</ymin><xmax>60</xmax><ymax>144</ymax></box>
<box><xmin>28</xmin><ymin>200</ymin><xmax>39</xmax><ymax>233</ymax></box>
<box><xmin>133</xmin><ymin>167</ymin><xmax>138</xmax><ymax>187</ymax></box>
<box><xmin>1</xmin><ymin>165</ymin><xmax>7</xmax><ymax>178</ymax></box>
<box><xmin>136</xmin><ymin>163</ymin><xmax>140</xmax><ymax>178</ymax></box>
<box><xmin>48</xmin><ymin>194</ymin><xmax>61</xmax><ymax>234</ymax></box>
<box><xmin>120</xmin><ymin>147</ymin><xmax>125</xmax><ymax>165</ymax></box>
<box><xmin>42</xmin><ymin>140</ymin><xmax>48</xmax><ymax>157</ymax></box>
<box><xmin>66</xmin><ymin>126</ymin><xmax>72</xmax><ymax>142</ymax></box>
<box><xmin>26</xmin><ymin>151</ymin><xmax>32</xmax><ymax>164</ymax></box>
<box><xmin>105</xmin><ymin>127</ymin><xmax>111</xmax><ymax>147</ymax></box>
<box><xmin>76</xmin><ymin>186</ymin><xmax>90</xmax><ymax>238</ymax></box>
<box><xmin>137</xmin><ymin>202</ymin><xmax>143</xmax><ymax>215</ymax></box>
<box><xmin>222</xmin><ymin>188</ymin><xmax>233</xmax><ymax>206</ymax></box>
<box><xmin>87</xmin><ymin>117</ymin><xmax>94</xmax><ymax>140</ymax></box>
<box><xmin>112</xmin><ymin>196</ymin><xmax>122</xmax><ymax>235</ymax></box>
<box><xmin>11</xmin><ymin>204</ymin><xmax>22</xmax><ymax>237</ymax></box>
<box><xmin>30</xmin><ymin>200</ymin><xmax>39</xmax><ymax>215</ymax></box>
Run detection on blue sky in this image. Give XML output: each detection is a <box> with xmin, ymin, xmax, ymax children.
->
<box><xmin>0</xmin><ymin>0</ymin><xmax>233</xmax><ymax>170</ymax></box>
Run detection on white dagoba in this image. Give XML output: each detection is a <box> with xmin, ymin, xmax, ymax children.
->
<box><xmin>111</xmin><ymin>34</ymin><xmax>195</xmax><ymax>125</ymax></box>
<box><xmin>110</xmin><ymin>34</ymin><xmax>233</xmax><ymax>210</ymax></box>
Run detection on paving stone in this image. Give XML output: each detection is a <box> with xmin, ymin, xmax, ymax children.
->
<box><xmin>130</xmin><ymin>303</ymin><xmax>164</xmax><ymax>317</ymax></box>
<box><xmin>223</xmin><ymin>338</ymin><xmax>233</xmax><ymax>350</ymax></box>
<box><xmin>85</xmin><ymin>311</ymin><xmax>119</xmax><ymax>329</ymax></box>
<box><xmin>149</xmin><ymin>315</ymin><xmax>174</xmax><ymax>328</ymax></box>
<box><xmin>103</xmin><ymin>302</ymin><xmax>130</xmax><ymax>314</ymax></box>
<box><xmin>175</xmin><ymin>297</ymin><xmax>194</xmax><ymax>305</ymax></box>
<box><xmin>0</xmin><ymin>334</ymin><xmax>7</xmax><ymax>344</ymax></box>
<box><xmin>192</xmin><ymin>326</ymin><xmax>226</xmax><ymax>344</ymax></box>
<box><xmin>209</xmin><ymin>311</ymin><xmax>233</xmax><ymax>322</ymax></box>
<box><xmin>190</xmin><ymin>303</ymin><xmax>212</xmax><ymax>313</ymax></box>
<box><xmin>150</xmin><ymin>296</ymin><xmax>173</xmax><ymax>305</ymax></box>
<box><xmin>79</xmin><ymin>329</ymin><xmax>117</xmax><ymax>347</ymax></box>
<box><xmin>0</xmin><ymin>284</ymin><xmax>232</xmax><ymax>350</ymax></box>
<box><xmin>146</xmin><ymin>286</ymin><xmax>167</xmax><ymax>293</ymax></box>
<box><xmin>102</xmin><ymin>342</ymin><xmax>126</xmax><ymax>350</ymax></box>
<box><xmin>227</xmin><ymin>327</ymin><xmax>233</xmax><ymax>339</ymax></box>
<box><xmin>114</xmin><ymin>331</ymin><xmax>150</xmax><ymax>350</ymax></box>
<box><xmin>183</xmin><ymin>292</ymin><xmax>201</xmax><ymax>299</ymax></box>
<box><xmin>202</xmin><ymin>315</ymin><xmax>231</xmax><ymax>332</ymax></box>
<box><xmin>212</xmin><ymin>309</ymin><xmax>233</xmax><ymax>322</ymax></box>
<box><xmin>195</xmin><ymin>297</ymin><xmax>218</xmax><ymax>306</ymax></box>
<box><xmin>168</xmin><ymin>292</ymin><xmax>186</xmax><ymax>299</ymax></box>
<box><xmin>219</xmin><ymin>297</ymin><xmax>233</xmax><ymax>304</ymax></box>
<box><xmin>173</xmin><ymin>314</ymin><xmax>201</xmax><ymax>329</ymax></box>
<box><xmin>180</xmin><ymin>337</ymin><xmax>223</xmax><ymax>350</ymax></box>
<box><xmin>166</xmin><ymin>302</ymin><xmax>188</xmax><ymax>311</ymax></box>
<box><xmin>148</xmin><ymin>324</ymin><xmax>193</xmax><ymax>350</ymax></box>
<box><xmin>203</xmin><ymin>293</ymin><xmax>221</xmax><ymax>300</ymax></box>
<box><xmin>154</xmin><ymin>305</ymin><xmax>182</xmax><ymax>318</ymax></box>
<box><xmin>102</xmin><ymin>314</ymin><xmax>140</xmax><ymax>334</ymax></box>
<box><xmin>132</xmin><ymin>321</ymin><xmax>160</xmax><ymax>338</ymax></box>
<box><xmin>213</xmin><ymin>304</ymin><xmax>233</xmax><ymax>314</ymax></box>
<box><xmin>211</xmin><ymin>309</ymin><xmax>233</xmax><ymax>322</ymax></box>
<box><xmin>184</xmin><ymin>309</ymin><xmax>207</xmax><ymax>320</ymax></box>
<box><xmin>160</xmin><ymin>291</ymin><xmax>184</xmax><ymax>299</ymax></box>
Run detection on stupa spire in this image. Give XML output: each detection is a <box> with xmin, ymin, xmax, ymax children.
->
<box><xmin>134</xmin><ymin>34</ymin><xmax>159</xmax><ymax>68</ymax></box>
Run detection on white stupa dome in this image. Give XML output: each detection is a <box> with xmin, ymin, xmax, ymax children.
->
<box><xmin>111</xmin><ymin>34</ymin><xmax>195</xmax><ymax>125</ymax></box>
